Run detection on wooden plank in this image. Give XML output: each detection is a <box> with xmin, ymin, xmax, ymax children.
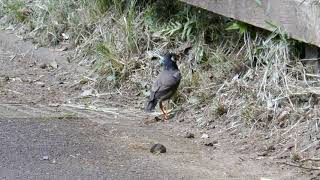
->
<box><xmin>179</xmin><ymin>0</ymin><xmax>320</xmax><ymax>47</ymax></box>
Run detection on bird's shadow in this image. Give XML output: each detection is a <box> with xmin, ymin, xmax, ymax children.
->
<box><xmin>142</xmin><ymin>113</ymin><xmax>176</xmax><ymax>125</ymax></box>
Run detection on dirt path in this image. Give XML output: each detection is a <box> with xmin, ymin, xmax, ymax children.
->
<box><xmin>0</xmin><ymin>31</ymin><xmax>314</xmax><ymax>180</ymax></box>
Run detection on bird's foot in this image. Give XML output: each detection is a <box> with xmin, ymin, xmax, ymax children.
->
<box><xmin>163</xmin><ymin>113</ymin><xmax>169</xmax><ymax>121</ymax></box>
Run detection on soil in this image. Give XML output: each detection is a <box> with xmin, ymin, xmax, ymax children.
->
<box><xmin>0</xmin><ymin>30</ymin><xmax>318</xmax><ymax>179</ymax></box>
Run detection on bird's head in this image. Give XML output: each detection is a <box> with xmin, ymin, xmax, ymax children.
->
<box><xmin>160</xmin><ymin>53</ymin><xmax>179</xmax><ymax>70</ymax></box>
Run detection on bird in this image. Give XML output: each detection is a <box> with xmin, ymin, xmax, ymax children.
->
<box><xmin>145</xmin><ymin>53</ymin><xmax>181</xmax><ymax>120</ymax></box>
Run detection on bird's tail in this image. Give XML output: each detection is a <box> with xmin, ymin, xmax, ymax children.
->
<box><xmin>144</xmin><ymin>98</ymin><xmax>158</xmax><ymax>112</ymax></box>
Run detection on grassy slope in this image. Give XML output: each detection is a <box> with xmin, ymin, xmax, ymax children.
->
<box><xmin>1</xmin><ymin>0</ymin><xmax>320</xmax><ymax>166</ymax></box>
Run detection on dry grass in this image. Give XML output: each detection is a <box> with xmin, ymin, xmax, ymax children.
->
<box><xmin>1</xmin><ymin>0</ymin><xmax>320</xmax><ymax>167</ymax></box>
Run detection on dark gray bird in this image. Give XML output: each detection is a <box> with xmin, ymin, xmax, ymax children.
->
<box><xmin>145</xmin><ymin>53</ymin><xmax>181</xmax><ymax>120</ymax></box>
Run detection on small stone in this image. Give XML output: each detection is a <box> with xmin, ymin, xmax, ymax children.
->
<box><xmin>29</xmin><ymin>62</ymin><xmax>36</xmax><ymax>67</ymax></box>
<box><xmin>42</xmin><ymin>156</ymin><xmax>49</xmax><ymax>160</ymax></box>
<box><xmin>154</xmin><ymin>116</ymin><xmax>162</xmax><ymax>122</ymax></box>
<box><xmin>80</xmin><ymin>89</ymin><xmax>95</xmax><ymax>97</ymax></box>
<box><xmin>203</xmin><ymin>140</ymin><xmax>218</xmax><ymax>147</ymax></box>
<box><xmin>184</xmin><ymin>132</ymin><xmax>195</xmax><ymax>139</ymax></box>
<box><xmin>4</xmin><ymin>76</ymin><xmax>10</xmax><ymax>82</ymax></box>
<box><xmin>212</xmin><ymin>140</ymin><xmax>218</xmax><ymax>144</ymax></box>
<box><xmin>61</xmin><ymin>33</ymin><xmax>70</xmax><ymax>40</ymax></box>
<box><xmin>39</xmin><ymin>63</ymin><xmax>47</xmax><ymax>69</ymax></box>
<box><xmin>178</xmin><ymin>119</ymin><xmax>185</xmax><ymax>123</ymax></box>
<box><xmin>48</xmin><ymin>103</ymin><xmax>60</xmax><ymax>107</ymax></box>
<box><xmin>49</xmin><ymin>61</ymin><xmax>58</xmax><ymax>69</ymax></box>
<box><xmin>150</xmin><ymin>143</ymin><xmax>166</xmax><ymax>154</ymax></box>
<box><xmin>201</xmin><ymin>133</ymin><xmax>209</xmax><ymax>139</ymax></box>
<box><xmin>36</xmin><ymin>81</ymin><xmax>45</xmax><ymax>87</ymax></box>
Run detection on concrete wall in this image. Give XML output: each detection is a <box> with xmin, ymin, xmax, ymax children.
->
<box><xmin>179</xmin><ymin>0</ymin><xmax>320</xmax><ymax>47</ymax></box>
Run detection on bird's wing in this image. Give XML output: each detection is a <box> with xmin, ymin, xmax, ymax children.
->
<box><xmin>150</xmin><ymin>70</ymin><xmax>181</xmax><ymax>100</ymax></box>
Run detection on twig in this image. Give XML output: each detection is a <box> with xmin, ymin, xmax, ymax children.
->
<box><xmin>216</xmin><ymin>82</ymin><xmax>226</xmax><ymax>94</ymax></box>
<box><xmin>9</xmin><ymin>55</ymin><xmax>16</xmax><ymax>61</ymax></box>
<box><xmin>96</xmin><ymin>92</ymin><xmax>119</xmax><ymax>97</ymax></box>
<box><xmin>305</xmin><ymin>73</ymin><xmax>320</xmax><ymax>78</ymax></box>
<box><xmin>5</xmin><ymin>89</ymin><xmax>24</xmax><ymax>95</ymax></box>
<box><xmin>280</xmin><ymin>162</ymin><xmax>320</xmax><ymax>171</ymax></box>
<box><xmin>299</xmin><ymin>58</ymin><xmax>320</xmax><ymax>61</ymax></box>
<box><xmin>300</xmin><ymin>158</ymin><xmax>320</xmax><ymax>162</ymax></box>
<box><xmin>82</xmin><ymin>76</ymin><xmax>97</xmax><ymax>82</ymax></box>
<box><xmin>301</xmin><ymin>140</ymin><xmax>320</xmax><ymax>153</ymax></box>
<box><xmin>281</xmin><ymin>116</ymin><xmax>304</xmax><ymax>136</ymax></box>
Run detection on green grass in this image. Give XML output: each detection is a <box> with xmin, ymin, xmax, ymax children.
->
<box><xmin>1</xmin><ymin>0</ymin><xmax>29</xmax><ymax>22</ymax></box>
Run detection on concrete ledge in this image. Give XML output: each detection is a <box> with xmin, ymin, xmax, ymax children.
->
<box><xmin>179</xmin><ymin>0</ymin><xmax>320</xmax><ymax>47</ymax></box>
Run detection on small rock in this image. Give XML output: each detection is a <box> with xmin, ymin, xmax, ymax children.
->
<box><xmin>42</xmin><ymin>156</ymin><xmax>49</xmax><ymax>160</ymax></box>
<box><xmin>203</xmin><ymin>140</ymin><xmax>218</xmax><ymax>147</ymax></box>
<box><xmin>36</xmin><ymin>81</ymin><xmax>45</xmax><ymax>87</ymax></box>
<box><xmin>79</xmin><ymin>59</ymin><xmax>92</xmax><ymax>66</ymax></box>
<box><xmin>48</xmin><ymin>103</ymin><xmax>60</xmax><ymax>107</ymax></box>
<box><xmin>178</xmin><ymin>119</ymin><xmax>185</xmax><ymax>123</ymax></box>
<box><xmin>212</xmin><ymin>140</ymin><xmax>218</xmax><ymax>144</ymax></box>
<box><xmin>150</xmin><ymin>143</ymin><xmax>166</xmax><ymax>154</ymax></box>
<box><xmin>201</xmin><ymin>133</ymin><xmax>209</xmax><ymax>139</ymax></box>
<box><xmin>54</xmin><ymin>46</ymin><xmax>69</xmax><ymax>52</ymax></box>
<box><xmin>184</xmin><ymin>132</ymin><xmax>195</xmax><ymax>139</ymax></box>
<box><xmin>62</xmin><ymin>33</ymin><xmax>70</xmax><ymax>40</ymax></box>
<box><xmin>49</xmin><ymin>60</ymin><xmax>58</xmax><ymax>69</ymax></box>
<box><xmin>154</xmin><ymin>116</ymin><xmax>162</xmax><ymax>122</ymax></box>
<box><xmin>29</xmin><ymin>62</ymin><xmax>36</xmax><ymax>67</ymax></box>
<box><xmin>80</xmin><ymin>89</ymin><xmax>95</xmax><ymax>97</ymax></box>
<box><xmin>39</xmin><ymin>63</ymin><xmax>47</xmax><ymax>69</ymax></box>
<box><xmin>4</xmin><ymin>76</ymin><xmax>10</xmax><ymax>82</ymax></box>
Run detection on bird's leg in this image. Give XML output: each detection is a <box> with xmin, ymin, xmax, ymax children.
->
<box><xmin>166</xmin><ymin>101</ymin><xmax>172</xmax><ymax>114</ymax></box>
<box><xmin>166</xmin><ymin>100</ymin><xmax>175</xmax><ymax>114</ymax></box>
<box><xmin>159</xmin><ymin>101</ymin><xmax>168</xmax><ymax>120</ymax></box>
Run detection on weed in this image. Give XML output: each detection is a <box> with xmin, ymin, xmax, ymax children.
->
<box><xmin>216</xmin><ymin>103</ymin><xmax>228</xmax><ymax>116</ymax></box>
<box><xmin>2</xmin><ymin>0</ymin><xmax>29</xmax><ymax>22</ymax></box>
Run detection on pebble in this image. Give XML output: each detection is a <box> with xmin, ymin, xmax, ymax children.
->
<box><xmin>39</xmin><ymin>63</ymin><xmax>47</xmax><ymax>69</ymax></box>
<box><xmin>49</xmin><ymin>61</ymin><xmax>58</xmax><ymax>69</ymax></box>
<box><xmin>36</xmin><ymin>81</ymin><xmax>45</xmax><ymax>87</ymax></box>
<box><xmin>178</xmin><ymin>119</ymin><xmax>185</xmax><ymax>123</ymax></box>
<box><xmin>154</xmin><ymin>116</ymin><xmax>162</xmax><ymax>122</ymax></box>
<box><xmin>4</xmin><ymin>76</ymin><xmax>10</xmax><ymax>82</ymax></box>
<box><xmin>204</xmin><ymin>140</ymin><xmax>218</xmax><ymax>147</ymax></box>
<box><xmin>184</xmin><ymin>132</ymin><xmax>195</xmax><ymax>139</ymax></box>
<box><xmin>150</xmin><ymin>143</ymin><xmax>166</xmax><ymax>154</ymax></box>
<box><xmin>80</xmin><ymin>89</ymin><xmax>95</xmax><ymax>97</ymax></box>
<box><xmin>42</xmin><ymin>156</ymin><xmax>49</xmax><ymax>160</ymax></box>
<box><xmin>201</xmin><ymin>133</ymin><xmax>209</xmax><ymax>139</ymax></box>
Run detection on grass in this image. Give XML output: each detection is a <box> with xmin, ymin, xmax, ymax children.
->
<box><xmin>1</xmin><ymin>0</ymin><xmax>320</xmax><ymax>163</ymax></box>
